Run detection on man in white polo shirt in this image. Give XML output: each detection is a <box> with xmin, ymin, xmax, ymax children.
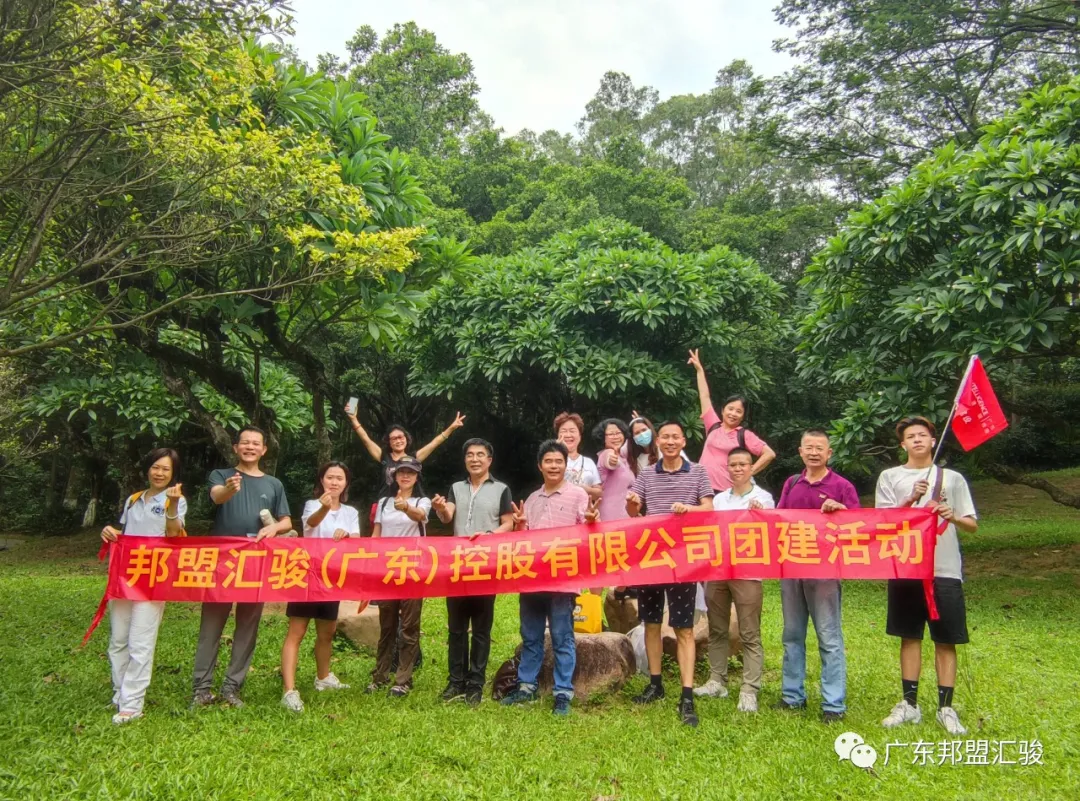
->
<box><xmin>694</xmin><ymin>447</ymin><xmax>773</xmax><ymax>712</ymax></box>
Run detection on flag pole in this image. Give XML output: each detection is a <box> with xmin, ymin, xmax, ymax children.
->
<box><xmin>926</xmin><ymin>354</ymin><xmax>977</xmax><ymax>478</ymax></box>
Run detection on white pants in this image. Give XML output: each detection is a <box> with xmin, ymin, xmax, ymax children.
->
<box><xmin>109</xmin><ymin>600</ymin><xmax>165</xmax><ymax>715</ymax></box>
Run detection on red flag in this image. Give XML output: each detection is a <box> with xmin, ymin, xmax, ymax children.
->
<box><xmin>950</xmin><ymin>355</ymin><xmax>1008</xmax><ymax>450</ymax></box>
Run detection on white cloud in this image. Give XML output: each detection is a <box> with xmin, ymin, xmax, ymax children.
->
<box><xmin>287</xmin><ymin>0</ymin><xmax>792</xmax><ymax>135</ymax></box>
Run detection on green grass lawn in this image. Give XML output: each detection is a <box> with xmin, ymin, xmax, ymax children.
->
<box><xmin>1</xmin><ymin>471</ymin><xmax>1078</xmax><ymax>800</ymax></box>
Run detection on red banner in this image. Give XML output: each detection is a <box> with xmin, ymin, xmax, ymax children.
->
<box><xmin>951</xmin><ymin>355</ymin><xmax>1009</xmax><ymax>450</ymax></box>
<box><xmin>99</xmin><ymin>509</ymin><xmax>936</xmax><ymax>605</ymax></box>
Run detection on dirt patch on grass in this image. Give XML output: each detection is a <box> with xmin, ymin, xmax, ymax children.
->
<box><xmin>970</xmin><ymin>477</ymin><xmax>1080</xmax><ymax>520</ymax></box>
<box><xmin>966</xmin><ymin>542</ymin><xmax>1080</xmax><ymax>579</ymax></box>
<box><xmin>0</xmin><ymin>530</ymin><xmax>103</xmax><ymax>568</ymax></box>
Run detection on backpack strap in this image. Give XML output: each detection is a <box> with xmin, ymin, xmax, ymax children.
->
<box><xmin>929</xmin><ymin>466</ymin><xmax>945</xmax><ymax>502</ymax></box>
<box><xmin>706</xmin><ymin>422</ymin><xmax>749</xmax><ymax>453</ymax></box>
<box><xmin>380</xmin><ymin>496</ymin><xmax>427</xmax><ymax>537</ymax></box>
<box><xmin>125</xmin><ymin>490</ymin><xmax>187</xmax><ymax>537</ymax></box>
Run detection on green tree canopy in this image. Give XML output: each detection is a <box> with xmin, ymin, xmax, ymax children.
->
<box><xmin>770</xmin><ymin>0</ymin><xmax>1080</xmax><ymax>198</ymax></box>
<box><xmin>798</xmin><ymin>77</ymin><xmax>1080</xmax><ymax>502</ymax></box>
<box><xmin>323</xmin><ymin>22</ymin><xmax>488</xmax><ymax>156</ymax></box>
<box><xmin>408</xmin><ymin>220</ymin><xmax>783</xmax><ymax>442</ymax></box>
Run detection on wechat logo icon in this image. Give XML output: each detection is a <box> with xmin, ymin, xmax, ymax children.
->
<box><xmin>835</xmin><ymin>732</ymin><xmax>878</xmax><ymax>772</ymax></box>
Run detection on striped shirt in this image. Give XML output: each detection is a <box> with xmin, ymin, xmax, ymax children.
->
<box><xmin>630</xmin><ymin>458</ymin><xmax>714</xmax><ymax>516</ymax></box>
<box><xmin>523</xmin><ymin>482</ymin><xmax>589</xmax><ymax>530</ymax></box>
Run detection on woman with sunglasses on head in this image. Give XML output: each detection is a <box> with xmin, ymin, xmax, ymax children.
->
<box><xmin>687</xmin><ymin>349</ymin><xmax>776</xmax><ymax>493</ymax></box>
<box><xmin>280</xmin><ymin>461</ymin><xmax>361</xmax><ymax>713</ymax></box>
<box><xmin>100</xmin><ymin>448</ymin><xmax>186</xmax><ymax>724</ymax></box>
<box><xmin>344</xmin><ymin>402</ymin><xmax>467</xmax><ymax>487</ymax></box>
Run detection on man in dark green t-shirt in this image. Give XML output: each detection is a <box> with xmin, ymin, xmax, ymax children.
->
<box><xmin>191</xmin><ymin>425</ymin><xmax>292</xmax><ymax>708</ymax></box>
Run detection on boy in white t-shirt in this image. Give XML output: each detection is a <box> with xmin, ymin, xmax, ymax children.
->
<box><xmin>875</xmin><ymin>416</ymin><xmax>978</xmax><ymax>736</ymax></box>
<box><xmin>694</xmin><ymin>447</ymin><xmax>774</xmax><ymax>713</ymax></box>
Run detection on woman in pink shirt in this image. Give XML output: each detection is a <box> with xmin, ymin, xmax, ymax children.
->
<box><xmin>594</xmin><ymin>418</ymin><xmax>637</xmax><ymax>522</ymax></box>
<box><xmin>688</xmin><ymin>349</ymin><xmax>776</xmax><ymax>492</ymax></box>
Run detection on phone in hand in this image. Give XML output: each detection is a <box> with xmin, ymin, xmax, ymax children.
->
<box><xmin>346</xmin><ymin>396</ymin><xmax>358</xmax><ymax>416</ymax></box>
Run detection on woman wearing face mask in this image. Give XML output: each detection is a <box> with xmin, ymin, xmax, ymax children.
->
<box><xmin>687</xmin><ymin>349</ymin><xmax>776</xmax><ymax>492</ymax></box>
<box><xmin>629</xmin><ymin>415</ymin><xmax>661</xmax><ymax>474</ymax></box>
<box><xmin>280</xmin><ymin>462</ymin><xmax>361</xmax><ymax>713</ymax></box>
<box><xmin>99</xmin><ymin>448</ymin><xmax>186</xmax><ymax>724</ymax></box>
<box><xmin>554</xmin><ymin>412</ymin><xmax>602</xmax><ymax>502</ymax></box>
<box><xmin>344</xmin><ymin>403</ymin><xmax>467</xmax><ymax>487</ymax></box>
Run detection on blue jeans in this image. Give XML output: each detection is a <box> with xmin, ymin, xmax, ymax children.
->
<box><xmin>517</xmin><ymin>592</ymin><xmax>576</xmax><ymax>699</ymax></box>
<box><xmin>781</xmin><ymin>579</ymin><xmax>846</xmax><ymax>713</ymax></box>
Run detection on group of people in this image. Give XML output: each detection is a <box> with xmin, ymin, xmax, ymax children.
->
<box><xmin>101</xmin><ymin>351</ymin><xmax>978</xmax><ymax>735</ymax></box>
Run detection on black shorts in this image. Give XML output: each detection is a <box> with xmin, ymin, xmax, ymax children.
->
<box><xmin>886</xmin><ymin>578</ymin><xmax>968</xmax><ymax>645</ymax></box>
<box><xmin>637</xmin><ymin>583</ymin><xmax>696</xmax><ymax>630</ymax></box>
<box><xmin>286</xmin><ymin>601</ymin><xmax>340</xmax><ymax>621</ymax></box>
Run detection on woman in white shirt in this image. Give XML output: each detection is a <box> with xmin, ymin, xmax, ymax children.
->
<box><xmin>368</xmin><ymin>458</ymin><xmax>431</xmax><ymax>697</ymax></box>
<box><xmin>554</xmin><ymin>411</ymin><xmax>602</xmax><ymax>501</ymax></box>
<box><xmin>99</xmin><ymin>448</ymin><xmax>187</xmax><ymax>724</ymax></box>
<box><xmin>280</xmin><ymin>462</ymin><xmax>361</xmax><ymax>713</ymax></box>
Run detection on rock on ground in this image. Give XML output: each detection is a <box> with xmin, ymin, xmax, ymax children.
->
<box><xmin>334</xmin><ymin>602</ymin><xmax>379</xmax><ymax>649</ymax></box>
<box><xmin>603</xmin><ymin>594</ymin><xmax>640</xmax><ymax>634</ymax></box>
<box><xmin>491</xmin><ymin>631</ymin><xmax>635</xmax><ymax>700</ymax></box>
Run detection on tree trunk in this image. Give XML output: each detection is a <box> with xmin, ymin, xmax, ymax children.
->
<box><xmin>82</xmin><ymin>463</ymin><xmax>104</xmax><ymax>527</ymax></box>
<box><xmin>984</xmin><ymin>462</ymin><xmax>1080</xmax><ymax>509</ymax></box>
<box><xmin>312</xmin><ymin>385</ymin><xmax>333</xmax><ymax>466</ymax></box>
<box><xmin>45</xmin><ymin>448</ymin><xmax>61</xmax><ymax>514</ymax></box>
<box><xmin>158</xmin><ymin>366</ymin><xmax>235</xmax><ymax>464</ymax></box>
<box><xmin>62</xmin><ymin>460</ymin><xmax>85</xmax><ymax>511</ymax></box>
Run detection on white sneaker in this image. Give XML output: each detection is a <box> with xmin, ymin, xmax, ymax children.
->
<box><xmin>692</xmin><ymin>679</ymin><xmax>729</xmax><ymax>698</ymax></box>
<box><xmin>936</xmin><ymin>706</ymin><xmax>967</xmax><ymax>735</ymax></box>
<box><xmin>736</xmin><ymin>690</ymin><xmax>758</xmax><ymax>713</ymax></box>
<box><xmin>111</xmin><ymin>711</ymin><xmax>143</xmax><ymax>725</ymax></box>
<box><xmin>281</xmin><ymin>690</ymin><xmax>304</xmax><ymax>713</ymax></box>
<box><xmin>314</xmin><ymin>672</ymin><xmax>350</xmax><ymax>691</ymax></box>
<box><xmin>882</xmin><ymin>700</ymin><xmax>922</xmax><ymax>727</ymax></box>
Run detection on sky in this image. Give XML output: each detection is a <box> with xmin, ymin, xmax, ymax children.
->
<box><xmin>287</xmin><ymin>1</ymin><xmax>794</xmax><ymax>136</ymax></box>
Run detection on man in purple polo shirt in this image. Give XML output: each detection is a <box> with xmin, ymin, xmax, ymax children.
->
<box><xmin>625</xmin><ymin>420</ymin><xmax>714</xmax><ymax>727</ymax></box>
<box><xmin>776</xmin><ymin>428</ymin><xmax>859</xmax><ymax>723</ymax></box>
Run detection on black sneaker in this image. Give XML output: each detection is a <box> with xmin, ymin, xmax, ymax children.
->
<box><xmin>500</xmin><ymin>687</ymin><xmax>538</xmax><ymax>705</ymax></box>
<box><xmin>465</xmin><ymin>688</ymin><xmax>483</xmax><ymax>706</ymax></box>
<box><xmin>220</xmin><ymin>690</ymin><xmax>244</xmax><ymax>708</ymax></box>
<box><xmin>679</xmin><ymin>698</ymin><xmax>699</xmax><ymax>727</ymax></box>
<box><xmin>632</xmin><ymin>683</ymin><xmax>665</xmax><ymax>705</ymax></box>
<box><xmin>822</xmin><ymin>710</ymin><xmax>846</xmax><ymax>724</ymax></box>
<box><xmin>190</xmin><ymin>689</ymin><xmax>216</xmax><ymax>708</ymax></box>
<box><xmin>772</xmin><ymin>699</ymin><xmax>807</xmax><ymax>712</ymax></box>
<box><xmin>441</xmin><ymin>682</ymin><xmax>466</xmax><ymax>702</ymax></box>
<box><xmin>366</xmin><ymin>679</ymin><xmax>390</xmax><ymax>694</ymax></box>
<box><xmin>553</xmin><ymin>695</ymin><xmax>571</xmax><ymax>716</ymax></box>
<box><xmin>389</xmin><ymin>685</ymin><xmax>410</xmax><ymax>698</ymax></box>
